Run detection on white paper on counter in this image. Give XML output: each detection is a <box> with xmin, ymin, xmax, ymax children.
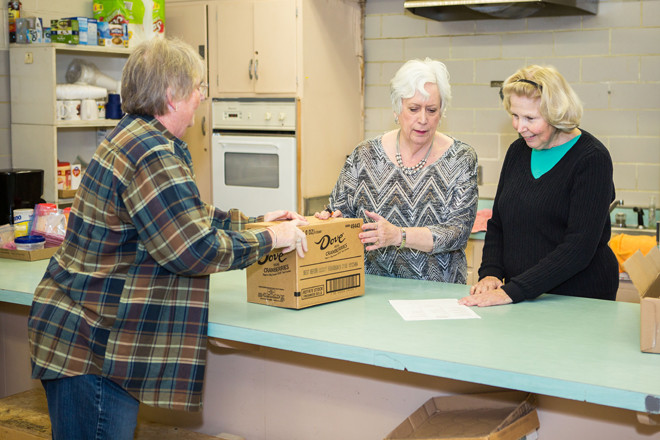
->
<box><xmin>389</xmin><ymin>299</ymin><xmax>481</xmax><ymax>321</ymax></box>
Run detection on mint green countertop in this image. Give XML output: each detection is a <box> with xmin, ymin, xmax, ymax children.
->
<box><xmin>2</xmin><ymin>258</ymin><xmax>659</xmax><ymax>414</ymax></box>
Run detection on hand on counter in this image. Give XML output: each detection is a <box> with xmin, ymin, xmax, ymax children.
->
<box><xmin>459</xmin><ymin>284</ymin><xmax>512</xmax><ymax>307</ymax></box>
<box><xmin>458</xmin><ymin>276</ymin><xmax>511</xmax><ymax>307</ymax></box>
<box><xmin>470</xmin><ymin>276</ymin><xmax>504</xmax><ymax>295</ymax></box>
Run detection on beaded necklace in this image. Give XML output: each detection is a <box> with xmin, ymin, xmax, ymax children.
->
<box><xmin>395</xmin><ymin>129</ymin><xmax>433</xmax><ymax>175</ymax></box>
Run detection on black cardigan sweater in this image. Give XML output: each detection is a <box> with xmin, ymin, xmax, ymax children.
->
<box><xmin>479</xmin><ymin>129</ymin><xmax>619</xmax><ymax>303</ymax></box>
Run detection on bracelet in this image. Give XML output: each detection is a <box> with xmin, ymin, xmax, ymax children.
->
<box><xmin>398</xmin><ymin>228</ymin><xmax>406</xmax><ymax>249</ymax></box>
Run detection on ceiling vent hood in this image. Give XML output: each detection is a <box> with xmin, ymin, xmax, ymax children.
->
<box><xmin>404</xmin><ymin>0</ymin><xmax>598</xmax><ymax>21</ymax></box>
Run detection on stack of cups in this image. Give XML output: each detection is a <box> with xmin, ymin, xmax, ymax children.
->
<box><xmin>106</xmin><ymin>93</ymin><xmax>123</xmax><ymax>119</ymax></box>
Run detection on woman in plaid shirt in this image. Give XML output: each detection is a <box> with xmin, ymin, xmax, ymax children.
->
<box><xmin>28</xmin><ymin>38</ymin><xmax>308</xmax><ymax>440</ymax></box>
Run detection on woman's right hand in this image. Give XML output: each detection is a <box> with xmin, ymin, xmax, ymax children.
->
<box><xmin>469</xmin><ymin>276</ymin><xmax>504</xmax><ymax>295</ymax></box>
<box><xmin>268</xmin><ymin>219</ymin><xmax>308</xmax><ymax>258</ymax></box>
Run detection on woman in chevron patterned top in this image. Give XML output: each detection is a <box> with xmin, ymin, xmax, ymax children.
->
<box><xmin>317</xmin><ymin>58</ymin><xmax>478</xmax><ymax>283</ymax></box>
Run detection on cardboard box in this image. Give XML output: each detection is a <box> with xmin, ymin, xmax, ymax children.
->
<box><xmin>384</xmin><ymin>391</ymin><xmax>539</xmax><ymax>440</ymax></box>
<box><xmin>65</xmin><ymin>17</ymin><xmax>98</xmax><ymax>45</ymax></box>
<box><xmin>98</xmin><ymin>22</ymin><xmax>128</xmax><ymax>47</ymax></box>
<box><xmin>246</xmin><ymin>217</ymin><xmax>364</xmax><ymax>309</ymax></box>
<box><xmin>623</xmin><ymin>246</ymin><xmax>660</xmax><ymax>354</ymax></box>
<box><xmin>0</xmin><ymin>246</ymin><xmax>58</xmax><ymax>262</ymax></box>
<box><xmin>50</xmin><ymin>19</ymin><xmax>79</xmax><ymax>45</ymax></box>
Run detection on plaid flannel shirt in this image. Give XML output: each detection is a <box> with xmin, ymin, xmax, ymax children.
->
<box><xmin>28</xmin><ymin>114</ymin><xmax>272</xmax><ymax>411</ymax></box>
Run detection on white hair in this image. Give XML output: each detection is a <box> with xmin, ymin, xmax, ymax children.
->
<box><xmin>390</xmin><ymin>58</ymin><xmax>451</xmax><ymax>117</ymax></box>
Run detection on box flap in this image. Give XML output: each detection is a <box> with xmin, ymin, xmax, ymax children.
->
<box><xmin>246</xmin><ymin>216</ymin><xmax>356</xmax><ymax>230</ymax></box>
<box><xmin>384</xmin><ymin>391</ymin><xmax>538</xmax><ymax>440</ymax></box>
<box><xmin>623</xmin><ymin>247</ymin><xmax>660</xmax><ymax>299</ymax></box>
<box><xmin>491</xmin><ymin>410</ymin><xmax>539</xmax><ymax>440</ymax></box>
<box><xmin>641</xmin><ymin>297</ymin><xmax>660</xmax><ymax>354</ymax></box>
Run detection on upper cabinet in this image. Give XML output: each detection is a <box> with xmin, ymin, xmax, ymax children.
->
<box><xmin>165</xmin><ymin>0</ymin><xmax>365</xmax><ymax>211</ymax></box>
<box><xmin>210</xmin><ymin>0</ymin><xmax>297</xmax><ymax>95</ymax></box>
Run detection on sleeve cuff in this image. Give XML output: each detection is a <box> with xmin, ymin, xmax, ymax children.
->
<box><xmin>502</xmin><ymin>283</ymin><xmax>526</xmax><ymax>304</ymax></box>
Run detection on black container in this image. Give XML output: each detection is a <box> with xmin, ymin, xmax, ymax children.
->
<box><xmin>0</xmin><ymin>169</ymin><xmax>44</xmax><ymax>226</ymax></box>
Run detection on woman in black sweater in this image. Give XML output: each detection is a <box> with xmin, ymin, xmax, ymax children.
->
<box><xmin>459</xmin><ymin>65</ymin><xmax>619</xmax><ymax>307</ymax></box>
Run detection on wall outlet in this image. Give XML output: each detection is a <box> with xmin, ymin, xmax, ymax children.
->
<box><xmin>24</xmin><ymin>52</ymin><xmax>33</xmax><ymax>64</ymax></box>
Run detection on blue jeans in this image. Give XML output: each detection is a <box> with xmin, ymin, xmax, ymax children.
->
<box><xmin>42</xmin><ymin>375</ymin><xmax>139</xmax><ymax>440</ymax></box>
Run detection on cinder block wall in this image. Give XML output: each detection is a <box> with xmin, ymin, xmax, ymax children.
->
<box><xmin>2</xmin><ymin>1</ymin><xmax>658</xmax><ymax>207</ymax></box>
<box><xmin>364</xmin><ymin>0</ymin><xmax>660</xmax><ymax>207</ymax></box>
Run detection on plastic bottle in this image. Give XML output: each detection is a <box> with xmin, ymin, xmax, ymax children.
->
<box><xmin>650</xmin><ymin>196</ymin><xmax>656</xmax><ymax>230</ymax></box>
<box><xmin>7</xmin><ymin>1</ymin><xmax>22</xmax><ymax>43</ymax></box>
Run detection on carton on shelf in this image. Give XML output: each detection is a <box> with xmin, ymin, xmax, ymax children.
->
<box><xmin>97</xmin><ymin>21</ymin><xmax>128</xmax><ymax>47</ymax></box>
<box><xmin>384</xmin><ymin>391</ymin><xmax>540</xmax><ymax>440</ymax></box>
<box><xmin>623</xmin><ymin>246</ymin><xmax>660</xmax><ymax>354</ymax></box>
<box><xmin>245</xmin><ymin>216</ymin><xmax>364</xmax><ymax>309</ymax></box>
<box><xmin>50</xmin><ymin>19</ymin><xmax>79</xmax><ymax>45</ymax></box>
<box><xmin>65</xmin><ymin>17</ymin><xmax>98</xmax><ymax>45</ymax></box>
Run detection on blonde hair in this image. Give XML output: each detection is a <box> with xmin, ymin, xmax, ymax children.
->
<box><xmin>501</xmin><ymin>65</ymin><xmax>583</xmax><ymax>131</ymax></box>
<box><xmin>121</xmin><ymin>37</ymin><xmax>205</xmax><ymax>116</ymax></box>
<box><xmin>390</xmin><ymin>58</ymin><xmax>451</xmax><ymax>117</ymax></box>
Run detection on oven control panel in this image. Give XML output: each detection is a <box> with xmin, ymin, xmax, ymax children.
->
<box><xmin>212</xmin><ymin>98</ymin><xmax>296</xmax><ymax>131</ymax></box>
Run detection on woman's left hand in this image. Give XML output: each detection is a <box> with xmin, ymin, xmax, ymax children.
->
<box><xmin>360</xmin><ymin>210</ymin><xmax>401</xmax><ymax>251</ymax></box>
<box><xmin>264</xmin><ymin>210</ymin><xmax>306</xmax><ymax>222</ymax></box>
<box><xmin>458</xmin><ymin>288</ymin><xmax>513</xmax><ymax>307</ymax></box>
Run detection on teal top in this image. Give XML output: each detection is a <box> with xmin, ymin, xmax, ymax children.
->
<box><xmin>531</xmin><ymin>134</ymin><xmax>581</xmax><ymax>178</ymax></box>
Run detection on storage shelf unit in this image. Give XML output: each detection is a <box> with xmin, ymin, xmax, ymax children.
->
<box><xmin>9</xmin><ymin>43</ymin><xmax>130</xmax><ymax>204</ymax></box>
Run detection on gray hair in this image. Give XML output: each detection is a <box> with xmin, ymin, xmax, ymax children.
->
<box><xmin>390</xmin><ymin>58</ymin><xmax>451</xmax><ymax>117</ymax></box>
<box><xmin>121</xmin><ymin>37</ymin><xmax>205</xmax><ymax>116</ymax></box>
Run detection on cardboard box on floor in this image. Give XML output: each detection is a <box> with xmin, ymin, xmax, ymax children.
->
<box><xmin>245</xmin><ymin>216</ymin><xmax>364</xmax><ymax>309</ymax></box>
<box><xmin>623</xmin><ymin>246</ymin><xmax>660</xmax><ymax>354</ymax></box>
<box><xmin>384</xmin><ymin>391</ymin><xmax>539</xmax><ymax>440</ymax></box>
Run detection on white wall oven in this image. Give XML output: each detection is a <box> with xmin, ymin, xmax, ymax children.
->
<box><xmin>212</xmin><ymin>98</ymin><xmax>297</xmax><ymax>217</ymax></box>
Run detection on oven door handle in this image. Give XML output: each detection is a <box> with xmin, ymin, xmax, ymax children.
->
<box><xmin>217</xmin><ymin>140</ymin><xmax>286</xmax><ymax>155</ymax></box>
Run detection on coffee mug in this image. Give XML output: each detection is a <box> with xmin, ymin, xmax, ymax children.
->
<box><xmin>56</xmin><ymin>100</ymin><xmax>66</xmax><ymax>120</ymax></box>
<box><xmin>96</xmin><ymin>100</ymin><xmax>106</xmax><ymax>119</ymax></box>
<box><xmin>70</xmin><ymin>163</ymin><xmax>82</xmax><ymax>190</ymax></box>
<box><xmin>106</xmin><ymin>93</ymin><xmax>123</xmax><ymax>119</ymax></box>
<box><xmin>61</xmin><ymin>100</ymin><xmax>81</xmax><ymax>120</ymax></box>
<box><xmin>80</xmin><ymin>99</ymin><xmax>98</xmax><ymax>120</ymax></box>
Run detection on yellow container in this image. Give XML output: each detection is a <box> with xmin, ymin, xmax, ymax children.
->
<box><xmin>13</xmin><ymin>208</ymin><xmax>33</xmax><ymax>238</ymax></box>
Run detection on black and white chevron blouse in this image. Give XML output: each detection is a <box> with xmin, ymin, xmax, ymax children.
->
<box><xmin>329</xmin><ymin>135</ymin><xmax>478</xmax><ymax>284</ymax></box>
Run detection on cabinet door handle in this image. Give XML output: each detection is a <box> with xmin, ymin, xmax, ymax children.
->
<box><xmin>248</xmin><ymin>59</ymin><xmax>253</xmax><ymax>80</ymax></box>
<box><xmin>254</xmin><ymin>59</ymin><xmax>259</xmax><ymax>80</ymax></box>
<box><xmin>201</xmin><ymin>116</ymin><xmax>206</xmax><ymax>137</ymax></box>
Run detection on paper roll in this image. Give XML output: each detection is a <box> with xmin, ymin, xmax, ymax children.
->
<box><xmin>56</xmin><ymin>84</ymin><xmax>108</xmax><ymax>100</ymax></box>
